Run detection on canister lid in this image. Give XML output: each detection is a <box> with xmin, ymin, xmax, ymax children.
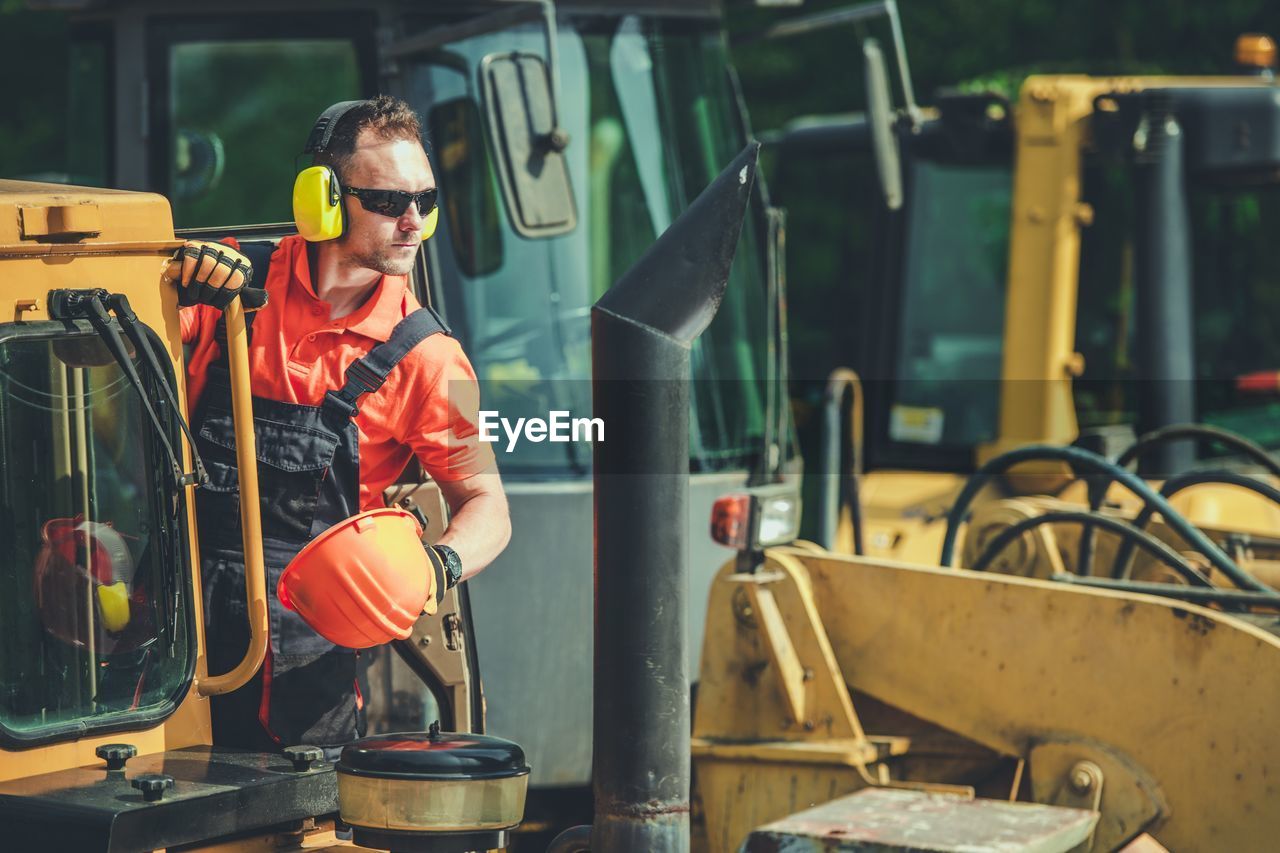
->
<box><xmin>336</xmin><ymin>722</ymin><xmax>530</xmax><ymax>781</ymax></box>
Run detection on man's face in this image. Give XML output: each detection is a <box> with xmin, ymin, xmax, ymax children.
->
<box><xmin>336</xmin><ymin>129</ymin><xmax>435</xmax><ymax>276</ymax></box>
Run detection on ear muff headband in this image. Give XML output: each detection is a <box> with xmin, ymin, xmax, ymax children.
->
<box><xmin>294</xmin><ymin>100</ymin><xmax>368</xmax><ymax>242</ymax></box>
<box><xmin>303</xmin><ymin>100</ymin><xmax>368</xmax><ymax>156</ymax></box>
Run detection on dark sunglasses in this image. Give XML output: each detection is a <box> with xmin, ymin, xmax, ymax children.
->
<box><xmin>344</xmin><ymin>186</ymin><xmax>439</xmax><ymax>218</ymax></box>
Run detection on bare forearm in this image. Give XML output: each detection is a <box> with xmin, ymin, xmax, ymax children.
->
<box><xmin>436</xmin><ymin>482</ymin><xmax>511</xmax><ymax>580</ymax></box>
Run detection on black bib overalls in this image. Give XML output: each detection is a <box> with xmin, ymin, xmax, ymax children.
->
<box><xmin>194</xmin><ymin>291</ymin><xmax>447</xmax><ymax>750</ymax></box>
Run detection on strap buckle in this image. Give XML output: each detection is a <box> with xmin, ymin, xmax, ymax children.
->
<box><xmin>345</xmin><ymin>359</ymin><xmax>384</xmax><ymax>394</ymax></box>
<box><xmin>324</xmin><ymin>390</ymin><xmax>359</xmax><ymax>418</ymax></box>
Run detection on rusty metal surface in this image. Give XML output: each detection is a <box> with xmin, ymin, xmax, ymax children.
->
<box><xmin>742</xmin><ymin>788</ymin><xmax>1097</xmax><ymax>852</ymax></box>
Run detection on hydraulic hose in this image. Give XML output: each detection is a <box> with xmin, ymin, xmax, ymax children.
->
<box><xmin>1114</xmin><ymin>423</ymin><xmax>1280</xmax><ymax>480</ymax></box>
<box><xmin>73</xmin><ymin>291</ymin><xmax>188</xmax><ymax>489</ymax></box>
<box><xmin>971</xmin><ymin>509</ymin><xmax>1209</xmax><ymax>586</ymax></box>
<box><xmin>1079</xmin><ymin>423</ymin><xmax>1280</xmax><ymax>578</ymax></box>
<box><xmin>939</xmin><ymin>444</ymin><xmax>1271</xmax><ymax>592</ymax></box>
<box><xmin>106</xmin><ymin>293</ymin><xmax>208</xmax><ymax>487</ymax></box>
<box><xmin>1110</xmin><ymin>469</ymin><xmax>1280</xmax><ymax>581</ymax></box>
<box><xmin>1052</xmin><ymin>573</ymin><xmax>1280</xmax><ymax>608</ymax></box>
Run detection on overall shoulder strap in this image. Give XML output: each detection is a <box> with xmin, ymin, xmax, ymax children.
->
<box><xmin>213</xmin><ymin>240</ymin><xmax>276</xmax><ymax>348</ymax></box>
<box><xmin>324</xmin><ymin>307</ymin><xmax>451</xmax><ymax>418</ymax></box>
<box><xmin>237</xmin><ymin>240</ymin><xmax>278</xmax><ymax>287</ymax></box>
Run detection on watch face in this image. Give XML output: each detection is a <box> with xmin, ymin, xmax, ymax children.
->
<box><xmin>439</xmin><ymin>545</ymin><xmax>463</xmax><ymax>585</ymax></box>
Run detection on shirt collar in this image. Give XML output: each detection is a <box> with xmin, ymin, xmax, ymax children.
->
<box><xmin>285</xmin><ymin>235</ymin><xmax>408</xmax><ymax>343</ymax></box>
<box><xmin>342</xmin><ymin>276</ymin><xmax>408</xmax><ymax>342</ymax></box>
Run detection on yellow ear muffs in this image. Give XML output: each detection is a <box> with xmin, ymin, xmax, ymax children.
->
<box><xmin>421</xmin><ymin>204</ymin><xmax>439</xmax><ymax>241</ymax></box>
<box><xmin>96</xmin><ymin>581</ymin><xmax>131</xmax><ymax>633</ymax></box>
<box><xmin>293</xmin><ymin>165</ymin><xmax>346</xmax><ymax>242</ymax></box>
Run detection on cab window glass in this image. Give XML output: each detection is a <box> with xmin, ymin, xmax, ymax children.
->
<box><xmin>67</xmin><ymin>35</ymin><xmax>112</xmax><ymax>187</ymax></box>
<box><xmin>890</xmin><ymin>160</ymin><xmax>1011</xmax><ymax>448</ymax></box>
<box><xmin>166</xmin><ymin>39</ymin><xmax>361</xmax><ymax>228</ymax></box>
<box><xmin>1189</xmin><ymin>187</ymin><xmax>1280</xmax><ymax>446</ymax></box>
<box><xmin>0</xmin><ymin>12</ymin><xmax>109</xmax><ymax>186</ymax></box>
<box><xmin>598</xmin><ymin>17</ymin><xmax>663</xmax><ymax>293</ymax></box>
<box><xmin>405</xmin><ymin>18</ymin><xmax>771</xmax><ymax>475</ymax></box>
<box><xmin>0</xmin><ymin>329</ymin><xmax>191</xmax><ymax>742</ymax></box>
<box><xmin>644</xmin><ymin>23</ymin><xmax>770</xmax><ymax>468</ymax></box>
<box><xmin>1074</xmin><ymin>163</ymin><xmax>1137</xmax><ymax>431</ymax></box>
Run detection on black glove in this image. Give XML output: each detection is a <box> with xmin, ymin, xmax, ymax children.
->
<box><xmin>166</xmin><ymin>241</ymin><xmax>265</xmax><ymax>311</ymax></box>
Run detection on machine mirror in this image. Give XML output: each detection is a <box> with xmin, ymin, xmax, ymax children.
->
<box><xmin>864</xmin><ymin>38</ymin><xmax>903</xmax><ymax>211</ymax></box>
<box><xmin>481</xmin><ymin>51</ymin><xmax>577</xmax><ymax>238</ymax></box>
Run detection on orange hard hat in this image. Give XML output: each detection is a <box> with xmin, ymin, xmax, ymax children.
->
<box><xmin>278</xmin><ymin>507</ymin><xmax>437</xmax><ymax>649</ymax></box>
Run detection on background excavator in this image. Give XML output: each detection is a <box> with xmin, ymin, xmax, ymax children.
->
<box><xmin>763</xmin><ymin>10</ymin><xmax>1280</xmax><ymax>574</ymax></box>
<box><xmin>679</xmin><ymin>7</ymin><xmax>1280</xmax><ymax>851</ymax></box>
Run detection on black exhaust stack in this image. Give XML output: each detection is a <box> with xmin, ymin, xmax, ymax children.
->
<box><xmin>1134</xmin><ymin>93</ymin><xmax>1196</xmax><ymax>476</ymax></box>
<box><xmin>590</xmin><ymin>143</ymin><xmax>759</xmax><ymax>852</ymax></box>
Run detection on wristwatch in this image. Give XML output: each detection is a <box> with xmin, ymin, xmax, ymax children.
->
<box><xmin>433</xmin><ymin>544</ymin><xmax>464</xmax><ymax>591</ymax></box>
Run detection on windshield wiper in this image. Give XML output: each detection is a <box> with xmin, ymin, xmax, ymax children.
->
<box><xmin>48</xmin><ymin>289</ymin><xmax>203</xmax><ymax>493</ymax></box>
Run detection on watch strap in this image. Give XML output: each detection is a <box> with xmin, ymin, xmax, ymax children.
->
<box><xmin>435</xmin><ymin>544</ymin><xmax>463</xmax><ymax>590</ymax></box>
<box><xmin>425</xmin><ymin>544</ymin><xmax>448</xmax><ymax>605</ymax></box>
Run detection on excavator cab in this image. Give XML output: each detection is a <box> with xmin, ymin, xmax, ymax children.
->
<box><xmin>0</xmin><ymin>229</ymin><xmax>195</xmax><ymax>748</ymax></box>
<box><xmin>685</xmin><ymin>19</ymin><xmax>1280</xmax><ymax>853</ymax></box>
<box><xmin>0</xmin><ymin>175</ymin><xmax>534</xmax><ymax>851</ymax></box>
<box><xmin>768</xmin><ymin>26</ymin><xmax>1280</xmax><ymax>567</ymax></box>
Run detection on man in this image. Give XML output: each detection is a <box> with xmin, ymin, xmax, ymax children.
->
<box><xmin>170</xmin><ymin>96</ymin><xmax>510</xmax><ymax>750</ymax></box>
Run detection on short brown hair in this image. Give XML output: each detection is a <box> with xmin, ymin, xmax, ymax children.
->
<box><xmin>315</xmin><ymin>95</ymin><xmax>424</xmax><ymax>180</ymax></box>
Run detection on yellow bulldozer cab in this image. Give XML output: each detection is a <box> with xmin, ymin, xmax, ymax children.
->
<box><xmin>0</xmin><ymin>179</ymin><xmax>272</xmax><ymax>782</ymax></box>
<box><xmin>822</xmin><ymin>73</ymin><xmax>1280</xmax><ymax>569</ymax></box>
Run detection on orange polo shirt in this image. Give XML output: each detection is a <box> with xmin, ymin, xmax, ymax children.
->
<box><xmin>181</xmin><ymin>235</ymin><xmax>494</xmax><ymax>511</ymax></box>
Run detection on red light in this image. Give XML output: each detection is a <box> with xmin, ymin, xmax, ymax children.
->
<box><xmin>1236</xmin><ymin>371</ymin><xmax>1280</xmax><ymax>395</ymax></box>
<box><xmin>711</xmin><ymin>494</ymin><xmax>751</xmax><ymax>550</ymax></box>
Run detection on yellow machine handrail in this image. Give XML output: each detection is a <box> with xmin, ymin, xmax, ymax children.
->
<box><xmin>198</xmin><ymin>297</ymin><xmax>269</xmax><ymax>696</ymax></box>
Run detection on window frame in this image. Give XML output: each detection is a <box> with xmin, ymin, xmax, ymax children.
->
<box><xmin>0</xmin><ymin>320</ymin><xmax>196</xmax><ymax>749</ymax></box>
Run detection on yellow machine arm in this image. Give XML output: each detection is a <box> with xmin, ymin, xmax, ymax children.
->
<box><xmin>695</xmin><ymin>546</ymin><xmax>1280</xmax><ymax>851</ymax></box>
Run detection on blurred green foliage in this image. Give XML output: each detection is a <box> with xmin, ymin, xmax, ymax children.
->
<box><xmin>167</xmin><ymin>40</ymin><xmax>360</xmax><ymax>227</ymax></box>
<box><xmin>7</xmin><ymin>1</ymin><xmax>1280</xmax><ymax>200</ymax></box>
<box><xmin>727</xmin><ymin>0</ymin><xmax>1280</xmax><ymax>129</ymax></box>
<box><xmin>0</xmin><ymin>4</ymin><xmax>71</xmax><ymax>182</ymax></box>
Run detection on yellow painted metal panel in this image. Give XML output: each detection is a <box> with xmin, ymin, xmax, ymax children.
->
<box><xmin>0</xmin><ymin>181</ymin><xmax>209</xmax><ymax>780</ymax></box>
<box><xmin>795</xmin><ymin>547</ymin><xmax>1280</xmax><ymax>851</ymax></box>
